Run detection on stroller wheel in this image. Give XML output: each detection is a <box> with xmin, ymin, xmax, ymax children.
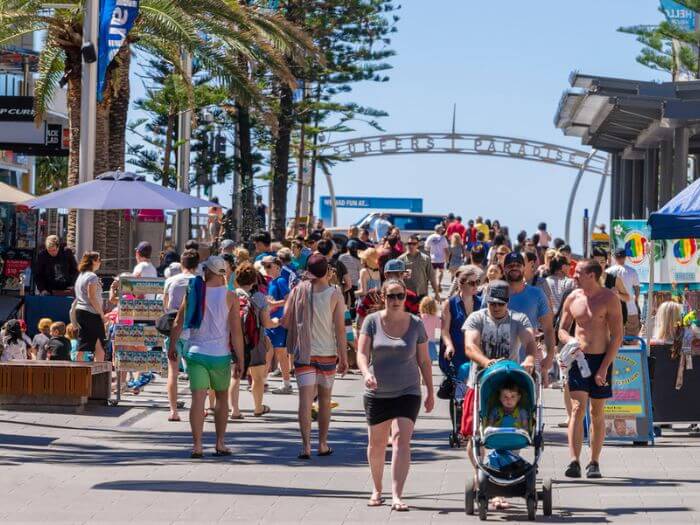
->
<box><xmin>542</xmin><ymin>478</ymin><xmax>553</xmax><ymax>516</ymax></box>
<box><xmin>478</xmin><ymin>496</ymin><xmax>488</xmax><ymax>521</ymax></box>
<box><xmin>464</xmin><ymin>477</ymin><xmax>475</xmax><ymax>515</ymax></box>
<box><xmin>526</xmin><ymin>494</ymin><xmax>537</xmax><ymax>521</ymax></box>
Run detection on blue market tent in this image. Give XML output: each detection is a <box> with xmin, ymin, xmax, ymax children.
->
<box><xmin>648</xmin><ymin>178</ymin><xmax>700</xmax><ymax>239</ymax></box>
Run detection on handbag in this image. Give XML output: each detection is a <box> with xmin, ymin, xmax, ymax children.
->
<box><xmin>156</xmin><ymin>312</ymin><xmax>177</xmax><ymax>336</ymax></box>
<box><xmin>437</xmin><ymin>375</ymin><xmax>456</xmax><ymax>400</ymax></box>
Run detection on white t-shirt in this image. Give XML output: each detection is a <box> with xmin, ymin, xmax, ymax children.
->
<box><xmin>132</xmin><ymin>261</ymin><xmax>158</xmax><ymax>278</ymax></box>
<box><xmin>607</xmin><ymin>264</ymin><xmax>640</xmax><ymax>315</ymax></box>
<box><xmin>163</xmin><ymin>273</ymin><xmax>195</xmax><ymax>314</ymax></box>
<box><xmin>425</xmin><ymin>233</ymin><xmax>449</xmax><ymax>264</ymax></box>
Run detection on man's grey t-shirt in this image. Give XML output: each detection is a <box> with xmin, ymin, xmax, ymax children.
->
<box><xmin>361</xmin><ymin>312</ymin><xmax>428</xmax><ymax>398</ymax></box>
<box><xmin>462</xmin><ymin>309</ymin><xmax>532</xmax><ymax>387</ymax></box>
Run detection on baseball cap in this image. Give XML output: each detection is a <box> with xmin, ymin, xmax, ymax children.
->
<box><xmin>220</xmin><ymin>239</ymin><xmax>235</xmax><ymax>251</ymax></box>
<box><xmin>503</xmin><ymin>252</ymin><xmax>525</xmax><ymax>266</ymax></box>
<box><xmin>384</xmin><ymin>258</ymin><xmax>406</xmax><ymax>273</ymax></box>
<box><xmin>202</xmin><ymin>255</ymin><xmax>227</xmax><ymax>275</ymax></box>
<box><xmin>614</xmin><ymin>248</ymin><xmax>627</xmax><ymax>258</ymax></box>
<box><xmin>485</xmin><ymin>280</ymin><xmax>509</xmax><ymax>304</ymax></box>
<box><xmin>306</xmin><ymin>253</ymin><xmax>329</xmax><ymax>278</ymax></box>
<box><xmin>135</xmin><ymin>241</ymin><xmax>151</xmax><ymax>256</ymax></box>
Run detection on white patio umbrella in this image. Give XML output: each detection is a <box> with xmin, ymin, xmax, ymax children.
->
<box><xmin>0</xmin><ymin>181</ymin><xmax>34</xmax><ymax>204</ymax></box>
<box><xmin>22</xmin><ymin>171</ymin><xmax>217</xmax><ymax>210</ymax></box>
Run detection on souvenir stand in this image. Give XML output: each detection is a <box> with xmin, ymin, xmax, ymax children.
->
<box><xmin>0</xmin><ymin>182</ymin><xmax>37</xmax><ymax>323</ymax></box>
<box><xmin>110</xmin><ymin>276</ymin><xmax>167</xmax><ymax>406</ymax></box>
<box><xmin>646</xmin><ymin>180</ymin><xmax>700</xmax><ymax>427</ymax></box>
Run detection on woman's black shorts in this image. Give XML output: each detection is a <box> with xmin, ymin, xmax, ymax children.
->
<box><xmin>363</xmin><ymin>394</ymin><xmax>421</xmax><ymax>426</ymax></box>
<box><xmin>76</xmin><ymin>309</ymin><xmax>106</xmax><ymax>353</ymax></box>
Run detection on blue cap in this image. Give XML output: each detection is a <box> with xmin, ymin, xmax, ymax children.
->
<box><xmin>384</xmin><ymin>258</ymin><xmax>406</xmax><ymax>273</ymax></box>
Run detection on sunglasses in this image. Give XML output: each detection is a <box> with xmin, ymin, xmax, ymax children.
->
<box><xmin>385</xmin><ymin>292</ymin><xmax>406</xmax><ymax>301</ymax></box>
<box><xmin>460</xmin><ymin>279</ymin><xmax>479</xmax><ymax>287</ymax></box>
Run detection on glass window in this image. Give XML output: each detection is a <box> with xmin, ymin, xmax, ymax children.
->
<box><xmin>420</xmin><ymin>216</ymin><xmax>444</xmax><ymax>231</ymax></box>
<box><xmin>389</xmin><ymin>215</ymin><xmax>421</xmax><ymax>231</ymax></box>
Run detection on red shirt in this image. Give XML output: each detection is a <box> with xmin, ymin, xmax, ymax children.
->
<box><xmin>446</xmin><ymin>222</ymin><xmax>466</xmax><ymax>240</ymax></box>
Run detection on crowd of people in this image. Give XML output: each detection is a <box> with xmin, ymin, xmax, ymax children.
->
<box><xmin>0</xmin><ymin>210</ymin><xmax>649</xmax><ymax>512</ymax></box>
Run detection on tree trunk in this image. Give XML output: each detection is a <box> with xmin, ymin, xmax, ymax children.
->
<box><xmin>65</xmin><ymin>52</ymin><xmax>82</xmax><ymax>250</ymax></box>
<box><xmin>236</xmin><ymin>101</ymin><xmax>255</xmax><ymax>241</ymax></box>
<box><xmin>105</xmin><ymin>47</ymin><xmax>131</xmax><ymax>273</ymax></box>
<box><xmin>270</xmin><ymin>82</ymin><xmax>294</xmax><ymax>240</ymax></box>
<box><xmin>162</xmin><ymin>111</ymin><xmax>175</xmax><ymax>187</ymax></box>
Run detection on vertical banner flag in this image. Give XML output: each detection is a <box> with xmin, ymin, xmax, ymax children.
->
<box><xmin>97</xmin><ymin>0</ymin><xmax>140</xmax><ymax>101</ymax></box>
<box><xmin>661</xmin><ymin>0</ymin><xmax>697</xmax><ymax>32</ymax></box>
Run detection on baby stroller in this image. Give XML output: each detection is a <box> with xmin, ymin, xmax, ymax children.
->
<box><xmin>439</xmin><ymin>360</ymin><xmax>471</xmax><ymax>448</ymax></box>
<box><xmin>465</xmin><ymin>360</ymin><xmax>552</xmax><ymax>521</ymax></box>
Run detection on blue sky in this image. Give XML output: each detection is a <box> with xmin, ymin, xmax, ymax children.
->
<box><xmin>129</xmin><ymin>0</ymin><xmax>665</xmax><ymax>252</ymax></box>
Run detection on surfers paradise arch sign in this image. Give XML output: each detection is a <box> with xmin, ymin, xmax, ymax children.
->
<box><xmin>317</xmin><ymin>132</ymin><xmax>610</xmax><ymax>242</ymax></box>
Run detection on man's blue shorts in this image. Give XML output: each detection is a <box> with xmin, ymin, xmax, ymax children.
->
<box><xmin>568</xmin><ymin>353</ymin><xmax>613</xmax><ymax>399</ymax></box>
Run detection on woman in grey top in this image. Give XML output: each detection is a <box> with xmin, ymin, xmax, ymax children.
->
<box><xmin>357</xmin><ymin>279</ymin><xmax>434</xmax><ymax>511</ymax></box>
<box><xmin>73</xmin><ymin>251</ymin><xmax>106</xmax><ymax>361</ymax></box>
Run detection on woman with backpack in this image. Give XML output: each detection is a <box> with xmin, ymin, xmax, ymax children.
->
<box><xmin>235</xmin><ymin>262</ymin><xmax>279</xmax><ymax>416</ymax></box>
<box><xmin>168</xmin><ymin>256</ymin><xmax>245</xmax><ymax>458</ymax></box>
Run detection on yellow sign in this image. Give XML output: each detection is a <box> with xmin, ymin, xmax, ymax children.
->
<box><xmin>604</xmin><ymin>404</ymin><xmax>642</xmax><ymax>416</ymax></box>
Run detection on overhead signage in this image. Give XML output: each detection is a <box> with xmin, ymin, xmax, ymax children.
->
<box><xmin>0</xmin><ymin>97</ymin><xmax>69</xmax><ymax>156</ymax></box>
<box><xmin>612</xmin><ymin>219</ymin><xmax>700</xmax><ymax>290</ymax></box>
<box><xmin>97</xmin><ymin>0</ymin><xmax>140</xmax><ymax>101</ymax></box>
<box><xmin>0</xmin><ymin>96</ymin><xmax>35</xmax><ymax>122</ymax></box>
<box><xmin>322</xmin><ymin>134</ymin><xmax>607</xmax><ymax>175</ymax></box>
<box><xmin>661</xmin><ymin>0</ymin><xmax>697</xmax><ymax>31</ymax></box>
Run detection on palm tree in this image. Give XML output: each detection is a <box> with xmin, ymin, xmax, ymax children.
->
<box><xmin>0</xmin><ymin>0</ymin><xmax>317</xmax><ymax>262</ymax></box>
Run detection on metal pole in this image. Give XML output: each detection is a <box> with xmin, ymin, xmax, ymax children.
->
<box><xmin>175</xmin><ymin>51</ymin><xmax>192</xmax><ymax>251</ymax></box>
<box><xmin>589</xmin><ymin>154</ymin><xmax>610</xmax><ymax>241</ymax></box>
<box><xmin>324</xmin><ymin>171</ymin><xmax>338</xmax><ymax>227</ymax></box>
<box><xmin>565</xmin><ymin>149</ymin><xmax>598</xmax><ymax>244</ymax></box>
<box><xmin>582</xmin><ymin>208</ymin><xmax>590</xmax><ymax>258</ymax></box>
<box><xmin>75</xmin><ymin>0</ymin><xmax>98</xmax><ymax>258</ymax></box>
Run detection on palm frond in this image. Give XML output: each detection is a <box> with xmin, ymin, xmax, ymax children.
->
<box><xmin>33</xmin><ymin>33</ymin><xmax>65</xmax><ymax>121</ymax></box>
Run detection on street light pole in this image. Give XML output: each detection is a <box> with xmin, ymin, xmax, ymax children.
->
<box><xmin>174</xmin><ymin>51</ymin><xmax>192</xmax><ymax>251</ymax></box>
<box><xmin>75</xmin><ymin>0</ymin><xmax>98</xmax><ymax>258</ymax></box>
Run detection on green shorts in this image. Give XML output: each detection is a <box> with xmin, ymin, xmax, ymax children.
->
<box><xmin>184</xmin><ymin>352</ymin><xmax>232</xmax><ymax>392</ymax></box>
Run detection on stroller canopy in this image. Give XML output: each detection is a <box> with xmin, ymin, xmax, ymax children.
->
<box><xmin>478</xmin><ymin>360</ymin><xmax>536</xmax><ymax>418</ymax></box>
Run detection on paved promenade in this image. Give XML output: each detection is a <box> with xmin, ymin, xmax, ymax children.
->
<box><xmin>1</xmin><ymin>368</ymin><xmax>700</xmax><ymax>524</ymax></box>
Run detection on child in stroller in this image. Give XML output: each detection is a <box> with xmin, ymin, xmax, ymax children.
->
<box><xmin>465</xmin><ymin>360</ymin><xmax>552</xmax><ymax>521</ymax></box>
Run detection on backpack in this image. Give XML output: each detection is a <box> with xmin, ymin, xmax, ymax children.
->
<box><xmin>237</xmin><ymin>289</ymin><xmax>262</xmax><ymax>351</ymax></box>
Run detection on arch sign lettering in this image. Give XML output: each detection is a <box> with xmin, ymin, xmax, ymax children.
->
<box><xmin>319</xmin><ymin>133</ymin><xmax>608</xmax><ymax>176</ymax></box>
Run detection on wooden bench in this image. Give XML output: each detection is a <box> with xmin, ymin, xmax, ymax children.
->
<box><xmin>0</xmin><ymin>360</ymin><xmax>112</xmax><ymax>409</ymax></box>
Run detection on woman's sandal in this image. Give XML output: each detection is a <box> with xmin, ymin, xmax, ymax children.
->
<box><xmin>229</xmin><ymin>413</ymin><xmax>244</xmax><ymax>421</ymax></box>
<box><xmin>253</xmin><ymin>405</ymin><xmax>271</xmax><ymax>417</ymax></box>
<box><xmin>391</xmin><ymin>502</ymin><xmax>409</xmax><ymax>512</ymax></box>
<box><xmin>190</xmin><ymin>451</ymin><xmax>204</xmax><ymax>459</ymax></box>
<box><xmin>167</xmin><ymin>415</ymin><xmax>181</xmax><ymax>422</ymax></box>
<box><xmin>367</xmin><ymin>495</ymin><xmax>385</xmax><ymax>507</ymax></box>
<box><xmin>297</xmin><ymin>452</ymin><xmax>311</xmax><ymax>460</ymax></box>
<box><xmin>317</xmin><ymin>447</ymin><xmax>333</xmax><ymax>457</ymax></box>
<box><xmin>213</xmin><ymin>448</ymin><xmax>232</xmax><ymax>457</ymax></box>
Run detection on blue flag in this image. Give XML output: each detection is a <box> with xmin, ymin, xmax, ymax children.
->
<box><xmin>97</xmin><ymin>0</ymin><xmax>140</xmax><ymax>101</ymax></box>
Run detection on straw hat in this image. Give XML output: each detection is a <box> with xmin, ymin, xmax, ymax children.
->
<box><xmin>359</xmin><ymin>247</ymin><xmax>380</xmax><ymax>269</ymax></box>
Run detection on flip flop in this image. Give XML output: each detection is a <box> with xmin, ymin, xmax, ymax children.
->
<box><xmin>229</xmin><ymin>414</ymin><xmax>245</xmax><ymax>421</ymax></box>
<box><xmin>190</xmin><ymin>451</ymin><xmax>204</xmax><ymax>459</ymax></box>
<box><xmin>254</xmin><ymin>405</ymin><xmax>271</xmax><ymax>417</ymax></box>
<box><xmin>297</xmin><ymin>452</ymin><xmax>311</xmax><ymax>460</ymax></box>
<box><xmin>391</xmin><ymin>502</ymin><xmax>409</xmax><ymax>512</ymax></box>
<box><xmin>213</xmin><ymin>449</ymin><xmax>232</xmax><ymax>457</ymax></box>
<box><xmin>317</xmin><ymin>447</ymin><xmax>334</xmax><ymax>457</ymax></box>
<box><xmin>168</xmin><ymin>415</ymin><xmax>181</xmax><ymax>422</ymax></box>
<box><xmin>367</xmin><ymin>496</ymin><xmax>385</xmax><ymax>507</ymax></box>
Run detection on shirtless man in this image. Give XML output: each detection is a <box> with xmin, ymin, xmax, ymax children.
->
<box><xmin>558</xmin><ymin>259</ymin><xmax>623</xmax><ymax>479</ymax></box>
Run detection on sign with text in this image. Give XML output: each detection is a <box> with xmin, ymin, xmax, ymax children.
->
<box><xmin>612</xmin><ymin>219</ymin><xmax>700</xmax><ymax>291</ymax></box>
<box><xmin>661</xmin><ymin>0</ymin><xmax>697</xmax><ymax>31</ymax></box>
<box><xmin>319</xmin><ymin>195</ymin><xmax>423</xmax><ymax>223</ymax></box>
<box><xmin>603</xmin><ymin>345</ymin><xmax>654</xmax><ymax>444</ymax></box>
<box><xmin>119</xmin><ymin>276</ymin><xmax>164</xmax><ymax>296</ymax></box>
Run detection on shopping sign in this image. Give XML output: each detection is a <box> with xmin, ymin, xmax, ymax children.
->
<box><xmin>97</xmin><ymin>0</ymin><xmax>140</xmax><ymax>101</ymax></box>
<box><xmin>602</xmin><ymin>345</ymin><xmax>654</xmax><ymax>444</ymax></box>
<box><xmin>612</xmin><ymin>219</ymin><xmax>700</xmax><ymax>291</ymax></box>
<box><xmin>0</xmin><ymin>97</ymin><xmax>68</xmax><ymax>156</ymax></box>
